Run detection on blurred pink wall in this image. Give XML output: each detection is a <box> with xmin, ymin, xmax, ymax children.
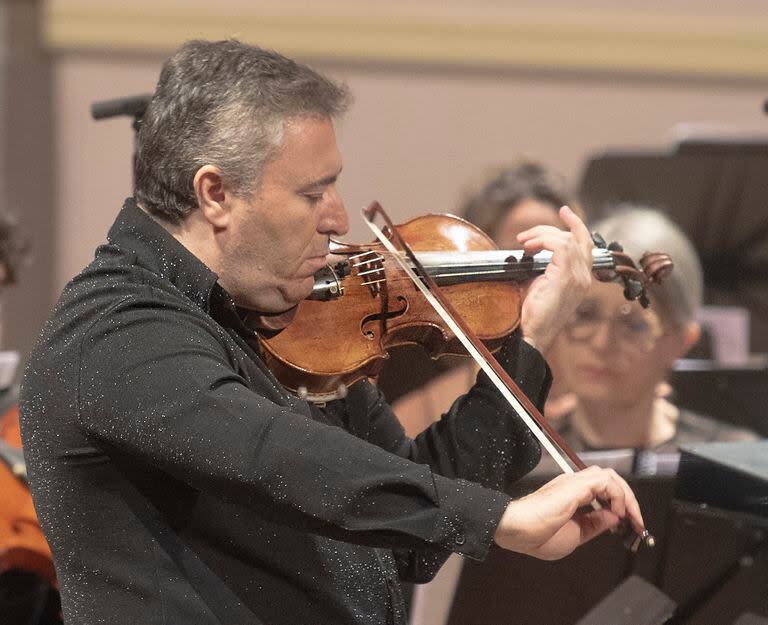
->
<box><xmin>54</xmin><ymin>53</ymin><xmax>768</xmax><ymax>290</ymax></box>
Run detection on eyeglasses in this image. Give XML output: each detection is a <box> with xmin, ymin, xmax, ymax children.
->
<box><xmin>564</xmin><ymin>302</ymin><xmax>663</xmax><ymax>351</ymax></box>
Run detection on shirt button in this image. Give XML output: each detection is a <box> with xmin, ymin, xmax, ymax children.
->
<box><xmin>455</xmin><ymin>533</ymin><xmax>466</xmax><ymax>546</ymax></box>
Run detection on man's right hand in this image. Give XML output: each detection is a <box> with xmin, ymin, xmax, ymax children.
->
<box><xmin>494</xmin><ymin>465</ymin><xmax>645</xmax><ymax>561</ymax></box>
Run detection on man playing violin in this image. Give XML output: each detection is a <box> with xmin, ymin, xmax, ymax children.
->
<box><xmin>20</xmin><ymin>39</ymin><xmax>645</xmax><ymax>625</ymax></box>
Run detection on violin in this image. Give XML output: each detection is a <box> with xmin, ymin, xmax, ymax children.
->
<box><xmin>260</xmin><ymin>208</ymin><xmax>672</xmax><ymax>403</ymax></box>
<box><xmin>260</xmin><ymin>202</ymin><xmax>672</xmax><ymax>552</ymax></box>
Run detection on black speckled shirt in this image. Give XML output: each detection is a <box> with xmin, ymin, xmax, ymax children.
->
<box><xmin>20</xmin><ymin>198</ymin><xmax>549</xmax><ymax>625</ymax></box>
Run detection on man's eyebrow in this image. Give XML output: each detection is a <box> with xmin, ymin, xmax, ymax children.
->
<box><xmin>296</xmin><ymin>168</ymin><xmax>342</xmax><ymax>193</ymax></box>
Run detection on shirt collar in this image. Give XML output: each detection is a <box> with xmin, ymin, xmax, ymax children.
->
<box><xmin>107</xmin><ymin>198</ymin><xmax>227</xmax><ymax>315</ymax></box>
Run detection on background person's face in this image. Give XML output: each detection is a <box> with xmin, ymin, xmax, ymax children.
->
<box><xmin>494</xmin><ymin>198</ymin><xmax>562</xmax><ymax>249</ymax></box>
<box><xmin>553</xmin><ymin>280</ymin><xmax>683</xmax><ymax>409</ymax></box>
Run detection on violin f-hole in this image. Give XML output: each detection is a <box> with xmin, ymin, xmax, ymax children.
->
<box><xmin>361</xmin><ymin>295</ymin><xmax>409</xmax><ymax>339</ymax></box>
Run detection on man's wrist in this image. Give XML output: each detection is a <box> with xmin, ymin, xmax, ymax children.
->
<box><xmin>493</xmin><ymin>500</ymin><xmax>521</xmax><ymax>550</ymax></box>
<box><xmin>433</xmin><ymin>475</ymin><xmax>512</xmax><ymax>561</ymax></box>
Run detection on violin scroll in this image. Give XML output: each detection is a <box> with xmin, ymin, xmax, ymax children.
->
<box><xmin>591</xmin><ymin>231</ymin><xmax>674</xmax><ymax>309</ymax></box>
<box><xmin>639</xmin><ymin>251</ymin><xmax>674</xmax><ymax>284</ymax></box>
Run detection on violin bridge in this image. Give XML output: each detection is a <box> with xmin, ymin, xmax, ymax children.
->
<box><xmin>350</xmin><ymin>250</ymin><xmax>387</xmax><ymax>296</ymax></box>
<box><xmin>349</xmin><ymin>250</ymin><xmax>384</xmax><ymax>266</ymax></box>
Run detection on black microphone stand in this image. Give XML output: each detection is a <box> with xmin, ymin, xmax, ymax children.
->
<box><xmin>90</xmin><ymin>94</ymin><xmax>151</xmax><ymax>182</ymax></box>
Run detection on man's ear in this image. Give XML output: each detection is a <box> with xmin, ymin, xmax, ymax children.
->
<box><xmin>193</xmin><ymin>165</ymin><xmax>230</xmax><ymax>229</ymax></box>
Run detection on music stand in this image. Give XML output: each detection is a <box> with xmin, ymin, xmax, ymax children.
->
<box><xmin>446</xmin><ymin>457</ymin><xmax>678</xmax><ymax>625</ymax></box>
<box><xmin>669</xmin><ymin>358</ymin><xmax>768</xmax><ymax>437</ymax></box>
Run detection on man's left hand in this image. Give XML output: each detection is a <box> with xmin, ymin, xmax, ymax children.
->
<box><xmin>516</xmin><ymin>206</ymin><xmax>593</xmax><ymax>356</ymax></box>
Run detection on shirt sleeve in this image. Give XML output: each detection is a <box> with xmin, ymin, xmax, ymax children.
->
<box><xmin>342</xmin><ymin>332</ymin><xmax>550</xmax><ymax>491</ymax></box>
<box><xmin>76</xmin><ymin>296</ymin><xmax>510</xmax><ymax>562</ymax></box>
<box><xmin>330</xmin><ymin>332</ymin><xmax>552</xmax><ymax>581</ymax></box>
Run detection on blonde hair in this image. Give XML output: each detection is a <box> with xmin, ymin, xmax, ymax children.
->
<box><xmin>592</xmin><ymin>206</ymin><xmax>702</xmax><ymax>328</ymax></box>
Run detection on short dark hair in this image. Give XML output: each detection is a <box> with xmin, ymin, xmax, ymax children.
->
<box><xmin>0</xmin><ymin>211</ymin><xmax>29</xmax><ymax>285</ymax></box>
<box><xmin>459</xmin><ymin>161</ymin><xmax>572</xmax><ymax>240</ymax></box>
<box><xmin>134</xmin><ymin>39</ymin><xmax>351</xmax><ymax>223</ymax></box>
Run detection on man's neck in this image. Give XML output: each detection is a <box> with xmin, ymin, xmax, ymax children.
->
<box><xmin>138</xmin><ymin>202</ymin><xmax>222</xmax><ymax>276</ymax></box>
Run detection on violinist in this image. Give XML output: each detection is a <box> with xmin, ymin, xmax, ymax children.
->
<box><xmin>20</xmin><ymin>39</ymin><xmax>645</xmax><ymax>625</ymax></box>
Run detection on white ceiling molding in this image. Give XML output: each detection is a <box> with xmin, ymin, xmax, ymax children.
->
<box><xmin>45</xmin><ymin>1</ymin><xmax>768</xmax><ymax>79</ymax></box>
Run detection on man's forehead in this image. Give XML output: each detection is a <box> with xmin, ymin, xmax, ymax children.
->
<box><xmin>266</xmin><ymin>116</ymin><xmax>342</xmax><ymax>183</ymax></box>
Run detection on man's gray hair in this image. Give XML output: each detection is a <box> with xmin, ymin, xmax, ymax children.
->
<box><xmin>592</xmin><ymin>206</ymin><xmax>703</xmax><ymax>328</ymax></box>
<box><xmin>134</xmin><ymin>39</ymin><xmax>351</xmax><ymax>223</ymax></box>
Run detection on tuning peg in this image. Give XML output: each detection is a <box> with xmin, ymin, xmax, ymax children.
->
<box><xmin>607</xmin><ymin>241</ymin><xmax>624</xmax><ymax>252</ymax></box>
<box><xmin>591</xmin><ymin>232</ymin><xmax>607</xmax><ymax>248</ymax></box>
<box><xmin>623</xmin><ymin>279</ymin><xmax>644</xmax><ymax>301</ymax></box>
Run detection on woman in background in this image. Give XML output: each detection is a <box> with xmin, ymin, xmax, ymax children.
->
<box><xmin>408</xmin><ymin>205</ymin><xmax>758</xmax><ymax>625</ymax></box>
<box><xmin>551</xmin><ymin>206</ymin><xmax>757</xmax><ymax>453</ymax></box>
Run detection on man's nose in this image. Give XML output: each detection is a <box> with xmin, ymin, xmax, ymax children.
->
<box><xmin>319</xmin><ymin>187</ymin><xmax>349</xmax><ymax>237</ymax></box>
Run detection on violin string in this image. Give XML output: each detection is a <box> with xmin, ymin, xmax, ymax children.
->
<box><xmin>339</xmin><ymin>247</ymin><xmax>617</xmax><ymax>288</ymax></box>
<box><xmin>345</xmin><ymin>249</ymin><xmax>614</xmax><ymax>270</ymax></box>
<box><xmin>350</xmin><ymin>260</ymin><xmax>617</xmax><ymax>288</ymax></box>
<box><xmin>354</xmin><ymin>247</ymin><xmax>616</xmax><ymax>264</ymax></box>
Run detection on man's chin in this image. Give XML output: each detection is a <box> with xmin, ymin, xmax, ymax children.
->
<box><xmin>288</xmin><ymin>277</ymin><xmax>317</xmax><ymax>305</ymax></box>
<box><xmin>237</xmin><ymin>278</ymin><xmax>314</xmax><ymax>313</ymax></box>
